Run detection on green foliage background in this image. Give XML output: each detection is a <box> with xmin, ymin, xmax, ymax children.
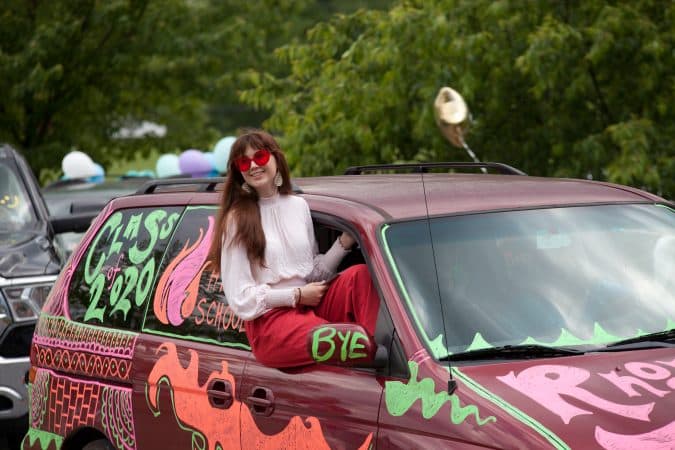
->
<box><xmin>0</xmin><ymin>0</ymin><xmax>389</xmax><ymax>181</ymax></box>
<box><xmin>1</xmin><ymin>0</ymin><xmax>673</xmax><ymax>198</ymax></box>
<box><xmin>243</xmin><ymin>0</ymin><xmax>675</xmax><ymax>198</ymax></box>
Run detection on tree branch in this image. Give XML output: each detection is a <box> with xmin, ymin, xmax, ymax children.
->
<box><xmin>587</xmin><ymin>63</ymin><xmax>613</xmax><ymax>127</ymax></box>
<box><xmin>28</xmin><ymin>0</ymin><xmax>39</xmax><ymax>23</ymax></box>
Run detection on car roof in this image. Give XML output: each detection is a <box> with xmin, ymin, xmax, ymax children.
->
<box><xmin>295</xmin><ymin>173</ymin><xmax>666</xmax><ymax>220</ymax></box>
<box><xmin>110</xmin><ymin>171</ymin><xmax>668</xmax><ymax>223</ymax></box>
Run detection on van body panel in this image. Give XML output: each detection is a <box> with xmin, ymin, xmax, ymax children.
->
<box><xmin>22</xmin><ymin>175</ymin><xmax>675</xmax><ymax>450</ymax></box>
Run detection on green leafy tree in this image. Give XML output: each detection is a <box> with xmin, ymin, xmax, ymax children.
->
<box><xmin>242</xmin><ymin>0</ymin><xmax>675</xmax><ymax>198</ymax></box>
<box><xmin>0</xmin><ymin>0</ymin><xmax>217</xmax><ymax>178</ymax></box>
<box><xmin>204</xmin><ymin>0</ymin><xmax>393</xmax><ymax>139</ymax></box>
<box><xmin>0</xmin><ymin>0</ymin><xmax>391</xmax><ymax>181</ymax></box>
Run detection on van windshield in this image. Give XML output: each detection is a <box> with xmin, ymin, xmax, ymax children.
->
<box><xmin>383</xmin><ymin>204</ymin><xmax>675</xmax><ymax>359</ymax></box>
<box><xmin>0</xmin><ymin>161</ymin><xmax>37</xmax><ymax>231</ymax></box>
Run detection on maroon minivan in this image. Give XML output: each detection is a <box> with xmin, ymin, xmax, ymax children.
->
<box><xmin>22</xmin><ymin>164</ymin><xmax>675</xmax><ymax>450</ymax></box>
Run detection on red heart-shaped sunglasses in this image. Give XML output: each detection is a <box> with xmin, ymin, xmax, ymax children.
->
<box><xmin>234</xmin><ymin>149</ymin><xmax>271</xmax><ymax>172</ymax></box>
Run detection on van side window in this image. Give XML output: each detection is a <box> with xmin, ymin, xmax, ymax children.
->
<box><xmin>312</xmin><ymin>218</ymin><xmax>405</xmax><ymax>376</ymax></box>
<box><xmin>67</xmin><ymin>207</ymin><xmax>183</xmax><ymax>330</ymax></box>
<box><xmin>312</xmin><ymin>220</ymin><xmax>366</xmax><ymax>272</ymax></box>
<box><xmin>143</xmin><ymin>206</ymin><xmax>249</xmax><ymax>349</ymax></box>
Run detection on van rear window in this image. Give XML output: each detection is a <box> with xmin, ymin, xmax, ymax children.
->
<box><xmin>67</xmin><ymin>207</ymin><xmax>182</xmax><ymax>330</ymax></box>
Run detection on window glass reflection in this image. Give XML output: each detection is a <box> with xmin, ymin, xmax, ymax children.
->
<box><xmin>386</xmin><ymin>204</ymin><xmax>675</xmax><ymax>356</ymax></box>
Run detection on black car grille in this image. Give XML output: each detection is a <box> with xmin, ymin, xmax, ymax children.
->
<box><xmin>0</xmin><ymin>323</ymin><xmax>35</xmax><ymax>358</ymax></box>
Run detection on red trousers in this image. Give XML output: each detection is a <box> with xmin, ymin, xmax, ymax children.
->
<box><xmin>245</xmin><ymin>264</ymin><xmax>380</xmax><ymax>368</ymax></box>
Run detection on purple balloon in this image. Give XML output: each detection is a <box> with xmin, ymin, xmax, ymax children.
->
<box><xmin>178</xmin><ymin>149</ymin><xmax>212</xmax><ymax>176</ymax></box>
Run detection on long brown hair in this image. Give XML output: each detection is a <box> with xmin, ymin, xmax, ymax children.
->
<box><xmin>207</xmin><ymin>129</ymin><xmax>293</xmax><ymax>274</ymax></box>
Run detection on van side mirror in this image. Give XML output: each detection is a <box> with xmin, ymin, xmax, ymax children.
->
<box><xmin>307</xmin><ymin>323</ymin><xmax>383</xmax><ymax>368</ymax></box>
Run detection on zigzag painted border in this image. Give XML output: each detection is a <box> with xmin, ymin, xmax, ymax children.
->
<box><xmin>34</xmin><ymin>314</ymin><xmax>137</xmax><ymax>359</ymax></box>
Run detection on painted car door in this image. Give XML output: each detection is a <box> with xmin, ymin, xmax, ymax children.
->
<box><xmin>134</xmin><ymin>206</ymin><xmax>250</xmax><ymax>450</ymax></box>
<box><xmin>233</xmin><ymin>218</ymin><xmax>382</xmax><ymax>449</ymax></box>
<box><xmin>240</xmin><ymin>361</ymin><xmax>380</xmax><ymax>450</ymax></box>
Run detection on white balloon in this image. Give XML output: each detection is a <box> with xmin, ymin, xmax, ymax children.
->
<box><xmin>155</xmin><ymin>153</ymin><xmax>181</xmax><ymax>178</ymax></box>
<box><xmin>213</xmin><ymin>136</ymin><xmax>236</xmax><ymax>173</ymax></box>
<box><xmin>62</xmin><ymin>151</ymin><xmax>97</xmax><ymax>179</ymax></box>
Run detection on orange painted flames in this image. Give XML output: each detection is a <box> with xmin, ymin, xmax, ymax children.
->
<box><xmin>147</xmin><ymin>343</ymin><xmax>237</xmax><ymax>450</ymax></box>
<box><xmin>147</xmin><ymin>342</ymin><xmax>372</xmax><ymax>450</ymax></box>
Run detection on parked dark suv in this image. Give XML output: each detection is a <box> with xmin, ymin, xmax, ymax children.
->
<box><xmin>0</xmin><ymin>144</ymin><xmax>63</xmax><ymax>448</ymax></box>
<box><xmin>22</xmin><ymin>164</ymin><xmax>675</xmax><ymax>450</ymax></box>
<box><xmin>0</xmin><ymin>144</ymin><xmax>94</xmax><ymax>449</ymax></box>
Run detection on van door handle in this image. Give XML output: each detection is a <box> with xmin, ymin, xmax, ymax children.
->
<box><xmin>246</xmin><ymin>386</ymin><xmax>275</xmax><ymax>416</ymax></box>
<box><xmin>207</xmin><ymin>379</ymin><xmax>233</xmax><ymax>409</ymax></box>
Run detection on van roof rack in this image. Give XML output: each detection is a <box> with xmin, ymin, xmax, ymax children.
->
<box><xmin>344</xmin><ymin>162</ymin><xmax>526</xmax><ymax>175</ymax></box>
<box><xmin>135</xmin><ymin>177</ymin><xmax>304</xmax><ymax>195</ymax></box>
<box><xmin>136</xmin><ymin>177</ymin><xmax>224</xmax><ymax>194</ymax></box>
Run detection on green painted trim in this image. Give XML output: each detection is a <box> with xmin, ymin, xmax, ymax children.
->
<box><xmin>23</xmin><ymin>428</ymin><xmax>63</xmax><ymax>450</ymax></box>
<box><xmin>429</xmin><ymin>334</ymin><xmax>448</xmax><ymax>358</ymax></box>
<box><xmin>385</xmin><ymin>361</ymin><xmax>495</xmax><ymax>426</ymax></box>
<box><xmin>655</xmin><ymin>203</ymin><xmax>675</xmax><ymax>214</ymax></box>
<box><xmin>185</xmin><ymin>205</ymin><xmax>218</xmax><ymax>212</ymax></box>
<box><xmin>141</xmin><ymin>328</ymin><xmax>251</xmax><ymax>351</ymax></box>
<box><xmin>451</xmin><ymin>367</ymin><xmax>570</xmax><ymax>450</ymax></box>
<box><xmin>518</xmin><ymin>320</ymin><xmax>675</xmax><ymax>348</ymax></box>
<box><xmin>381</xmin><ymin>224</ymin><xmax>440</xmax><ymax>357</ymax></box>
<box><xmin>465</xmin><ymin>333</ymin><xmax>492</xmax><ymax>351</ymax></box>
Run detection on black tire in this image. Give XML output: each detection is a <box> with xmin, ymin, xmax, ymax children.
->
<box><xmin>6</xmin><ymin>429</ymin><xmax>25</xmax><ymax>450</ymax></box>
<box><xmin>4</xmin><ymin>414</ymin><xmax>28</xmax><ymax>450</ymax></box>
<box><xmin>82</xmin><ymin>439</ymin><xmax>115</xmax><ymax>450</ymax></box>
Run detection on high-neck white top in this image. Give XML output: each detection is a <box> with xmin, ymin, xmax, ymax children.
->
<box><xmin>220</xmin><ymin>193</ymin><xmax>348</xmax><ymax>320</ymax></box>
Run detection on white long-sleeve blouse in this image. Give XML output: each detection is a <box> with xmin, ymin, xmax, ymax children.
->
<box><xmin>220</xmin><ymin>193</ymin><xmax>349</xmax><ymax>320</ymax></box>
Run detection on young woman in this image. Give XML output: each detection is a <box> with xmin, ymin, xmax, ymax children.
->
<box><xmin>207</xmin><ymin>129</ymin><xmax>380</xmax><ymax>368</ymax></box>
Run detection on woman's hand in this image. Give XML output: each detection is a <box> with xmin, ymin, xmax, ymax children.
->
<box><xmin>298</xmin><ymin>282</ymin><xmax>329</xmax><ymax>307</ymax></box>
<box><xmin>338</xmin><ymin>232</ymin><xmax>355</xmax><ymax>250</ymax></box>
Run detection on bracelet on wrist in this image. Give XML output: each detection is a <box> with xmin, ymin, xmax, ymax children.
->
<box><xmin>293</xmin><ymin>287</ymin><xmax>302</xmax><ymax>307</ymax></box>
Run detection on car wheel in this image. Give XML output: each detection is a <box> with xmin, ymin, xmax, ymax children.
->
<box><xmin>6</xmin><ymin>429</ymin><xmax>25</xmax><ymax>450</ymax></box>
<box><xmin>82</xmin><ymin>439</ymin><xmax>115</xmax><ymax>450</ymax></box>
<box><xmin>4</xmin><ymin>414</ymin><xmax>28</xmax><ymax>450</ymax></box>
